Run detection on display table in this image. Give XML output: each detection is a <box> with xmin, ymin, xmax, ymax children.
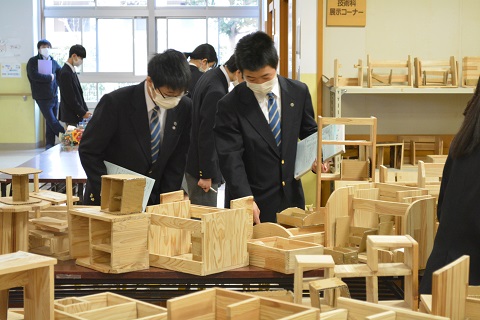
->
<box><xmin>0</xmin><ymin>145</ymin><xmax>87</xmax><ymax>202</ymax></box>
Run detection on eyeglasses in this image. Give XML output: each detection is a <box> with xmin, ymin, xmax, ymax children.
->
<box><xmin>156</xmin><ymin>88</ymin><xmax>189</xmax><ymax>99</ymax></box>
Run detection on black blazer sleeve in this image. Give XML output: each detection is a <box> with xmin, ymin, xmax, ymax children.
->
<box><xmin>78</xmin><ymin>94</ymin><xmax>119</xmax><ymax>204</ymax></box>
<box><xmin>26</xmin><ymin>57</ymin><xmax>53</xmax><ymax>83</ymax></box>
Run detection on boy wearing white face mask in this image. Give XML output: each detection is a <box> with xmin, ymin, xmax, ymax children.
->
<box><xmin>58</xmin><ymin>44</ymin><xmax>91</xmax><ymax>127</ymax></box>
<box><xmin>214</xmin><ymin>31</ymin><xmax>318</xmax><ymax>224</ymax></box>
<box><xmin>26</xmin><ymin>39</ymin><xmax>65</xmax><ymax>149</ymax></box>
<box><xmin>79</xmin><ymin>49</ymin><xmax>192</xmax><ymax>206</ymax></box>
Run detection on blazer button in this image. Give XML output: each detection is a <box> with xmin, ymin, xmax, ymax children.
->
<box><xmin>149</xmin><ymin>170</ymin><xmax>153</xmax><ymax>174</ymax></box>
<box><xmin>281</xmin><ymin>160</ymin><xmax>285</xmax><ymax>165</ymax></box>
<box><xmin>282</xmin><ymin>181</ymin><xmax>286</xmax><ymax>187</ymax></box>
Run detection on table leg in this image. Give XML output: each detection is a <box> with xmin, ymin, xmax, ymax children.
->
<box><xmin>24</xmin><ymin>266</ymin><xmax>54</xmax><ymax>320</ymax></box>
<box><xmin>1</xmin><ymin>213</ymin><xmax>13</xmax><ymax>255</ymax></box>
<box><xmin>14</xmin><ymin>211</ymin><xmax>29</xmax><ymax>252</ymax></box>
<box><xmin>0</xmin><ymin>289</ymin><xmax>8</xmax><ymax>320</ymax></box>
<box><xmin>78</xmin><ymin>183</ymin><xmax>84</xmax><ymax>204</ymax></box>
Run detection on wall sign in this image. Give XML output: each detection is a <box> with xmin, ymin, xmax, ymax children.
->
<box><xmin>327</xmin><ymin>0</ymin><xmax>366</xmax><ymax>27</ymax></box>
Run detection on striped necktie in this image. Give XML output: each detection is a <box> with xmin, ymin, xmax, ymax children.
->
<box><xmin>150</xmin><ymin>106</ymin><xmax>161</xmax><ymax>163</ymax></box>
<box><xmin>267</xmin><ymin>92</ymin><xmax>281</xmax><ymax>147</ymax></box>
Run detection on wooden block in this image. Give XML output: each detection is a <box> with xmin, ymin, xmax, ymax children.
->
<box><xmin>341</xmin><ymin>160</ymin><xmax>369</xmax><ymax>181</ymax></box>
<box><xmin>159</xmin><ymin>190</ymin><xmax>184</xmax><ymax>204</ymax></box>
<box><xmin>100</xmin><ymin>174</ymin><xmax>146</xmax><ymax>214</ymax></box>
<box><xmin>324</xmin><ymin>247</ymin><xmax>358</xmax><ymax>265</ymax></box>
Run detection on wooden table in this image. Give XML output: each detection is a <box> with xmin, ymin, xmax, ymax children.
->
<box><xmin>46</xmin><ymin>260</ymin><xmax>322</xmax><ymax>305</ymax></box>
<box><xmin>0</xmin><ymin>145</ymin><xmax>86</xmax><ymax>203</ymax></box>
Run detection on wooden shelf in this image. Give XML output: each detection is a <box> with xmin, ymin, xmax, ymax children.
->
<box><xmin>91</xmin><ymin>243</ymin><xmax>112</xmax><ymax>253</ymax></box>
<box><xmin>330</xmin><ymin>86</ymin><xmax>474</xmax><ymax>95</ymax></box>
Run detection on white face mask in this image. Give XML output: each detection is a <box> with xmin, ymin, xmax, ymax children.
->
<box><xmin>246</xmin><ymin>76</ymin><xmax>276</xmax><ymax>95</ymax></box>
<box><xmin>198</xmin><ymin>65</ymin><xmax>208</xmax><ymax>73</ymax></box>
<box><xmin>149</xmin><ymin>84</ymin><xmax>182</xmax><ymax>110</ymax></box>
<box><xmin>73</xmin><ymin>57</ymin><xmax>83</xmax><ymax>67</ymax></box>
<box><xmin>40</xmin><ymin>48</ymin><xmax>50</xmax><ymax>58</ymax></box>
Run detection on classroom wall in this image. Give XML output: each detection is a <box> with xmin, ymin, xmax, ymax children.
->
<box><xmin>321</xmin><ymin>0</ymin><xmax>480</xmax><ymax>135</ymax></box>
<box><xmin>0</xmin><ymin>0</ymin><xmax>42</xmax><ymax>149</ymax></box>
<box><xmin>297</xmin><ymin>0</ymin><xmax>318</xmax><ymax>207</ymax></box>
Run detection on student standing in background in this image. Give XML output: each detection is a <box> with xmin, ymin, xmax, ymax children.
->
<box><xmin>186</xmin><ymin>54</ymin><xmax>239</xmax><ymax>206</ymax></box>
<box><xmin>184</xmin><ymin>44</ymin><xmax>218</xmax><ymax>98</ymax></box>
<box><xmin>26</xmin><ymin>39</ymin><xmax>65</xmax><ymax>149</ymax></box>
<box><xmin>58</xmin><ymin>44</ymin><xmax>91</xmax><ymax>127</ymax></box>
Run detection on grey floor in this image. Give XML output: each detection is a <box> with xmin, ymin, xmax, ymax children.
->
<box><xmin>0</xmin><ymin>147</ymin><xmax>225</xmax><ymax>207</ymax></box>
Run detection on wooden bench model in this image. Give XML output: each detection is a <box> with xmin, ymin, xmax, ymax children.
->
<box><xmin>367</xmin><ymin>55</ymin><xmax>413</xmax><ymax>87</ymax></box>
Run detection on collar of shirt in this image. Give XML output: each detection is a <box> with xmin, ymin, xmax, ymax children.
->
<box><xmin>65</xmin><ymin>61</ymin><xmax>76</xmax><ymax>73</ymax></box>
<box><xmin>252</xmin><ymin>76</ymin><xmax>281</xmax><ymax>122</ymax></box>
<box><xmin>189</xmin><ymin>62</ymin><xmax>197</xmax><ymax>67</ymax></box>
<box><xmin>219</xmin><ymin>65</ymin><xmax>230</xmax><ymax>86</ymax></box>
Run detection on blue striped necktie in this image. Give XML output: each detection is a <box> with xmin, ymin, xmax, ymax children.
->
<box><xmin>267</xmin><ymin>92</ymin><xmax>281</xmax><ymax>147</ymax></box>
<box><xmin>150</xmin><ymin>106</ymin><xmax>161</xmax><ymax>163</ymax></box>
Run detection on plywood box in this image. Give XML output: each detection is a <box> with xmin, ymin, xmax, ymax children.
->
<box><xmin>100</xmin><ymin>174</ymin><xmax>146</xmax><ymax>215</ymax></box>
<box><xmin>248</xmin><ymin>236</ymin><xmax>324</xmax><ymax>274</ymax></box>
<box><xmin>276</xmin><ymin>207</ymin><xmax>324</xmax><ymax>228</ymax></box>
<box><xmin>167</xmin><ymin>287</ymin><xmax>319</xmax><ymax>319</ymax></box>
<box><xmin>69</xmin><ymin>207</ymin><xmax>150</xmax><ymax>273</ymax></box>
<box><xmin>148</xmin><ymin>200</ymin><xmax>250</xmax><ymax>276</ymax></box>
<box><xmin>54</xmin><ymin>292</ymin><xmax>167</xmax><ymax>319</ymax></box>
<box><xmin>253</xmin><ymin>222</ymin><xmax>324</xmax><ymax>245</ymax></box>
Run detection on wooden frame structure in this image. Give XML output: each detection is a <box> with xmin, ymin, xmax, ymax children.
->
<box><xmin>0</xmin><ymin>251</ymin><xmax>57</xmax><ymax>320</ymax></box>
<box><xmin>328</xmin><ymin>58</ymin><xmax>364</xmax><ymax>87</ymax></box>
<box><xmin>414</xmin><ymin>56</ymin><xmax>458</xmax><ymax>88</ymax></box>
<box><xmin>54</xmin><ymin>292</ymin><xmax>167</xmax><ymax>319</ymax></box>
<box><xmin>367</xmin><ymin>55</ymin><xmax>413</xmax><ymax>87</ymax></box>
<box><xmin>316</xmin><ymin>116</ymin><xmax>377</xmax><ymax>210</ymax></box>
<box><xmin>167</xmin><ymin>287</ymin><xmax>319</xmax><ymax>319</ymax></box>
<box><xmin>462</xmin><ymin>56</ymin><xmax>480</xmax><ymax>87</ymax></box>
<box><xmin>148</xmin><ymin>199</ymin><xmax>250</xmax><ymax>276</ymax></box>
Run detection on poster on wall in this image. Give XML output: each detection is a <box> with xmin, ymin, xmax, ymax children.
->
<box><xmin>1</xmin><ymin>63</ymin><xmax>21</xmax><ymax>78</ymax></box>
<box><xmin>0</xmin><ymin>38</ymin><xmax>22</xmax><ymax>58</ymax></box>
<box><xmin>327</xmin><ymin>0</ymin><xmax>366</xmax><ymax>27</ymax></box>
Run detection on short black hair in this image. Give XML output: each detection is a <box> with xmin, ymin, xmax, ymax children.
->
<box><xmin>37</xmin><ymin>39</ymin><xmax>52</xmax><ymax>49</ymax></box>
<box><xmin>235</xmin><ymin>31</ymin><xmax>278</xmax><ymax>73</ymax></box>
<box><xmin>148</xmin><ymin>49</ymin><xmax>191</xmax><ymax>92</ymax></box>
<box><xmin>224</xmin><ymin>54</ymin><xmax>238</xmax><ymax>73</ymax></box>
<box><xmin>69</xmin><ymin>44</ymin><xmax>87</xmax><ymax>59</ymax></box>
<box><xmin>184</xmin><ymin>44</ymin><xmax>218</xmax><ymax>67</ymax></box>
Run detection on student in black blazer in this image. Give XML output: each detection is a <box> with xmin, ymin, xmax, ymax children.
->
<box><xmin>186</xmin><ymin>54</ymin><xmax>239</xmax><ymax>206</ymax></box>
<box><xmin>26</xmin><ymin>39</ymin><xmax>65</xmax><ymax>149</ymax></box>
<box><xmin>214</xmin><ymin>32</ymin><xmax>318</xmax><ymax>223</ymax></box>
<box><xmin>58</xmin><ymin>45</ymin><xmax>91</xmax><ymax>127</ymax></box>
<box><xmin>79</xmin><ymin>50</ymin><xmax>192</xmax><ymax>206</ymax></box>
<box><xmin>419</xmin><ymin>78</ymin><xmax>480</xmax><ymax>293</ymax></box>
<box><xmin>184</xmin><ymin>44</ymin><xmax>218</xmax><ymax>98</ymax></box>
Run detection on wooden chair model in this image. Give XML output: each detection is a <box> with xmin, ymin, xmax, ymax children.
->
<box><xmin>462</xmin><ymin>56</ymin><xmax>480</xmax><ymax>87</ymax></box>
<box><xmin>323</xmin><ymin>183</ymin><xmax>435</xmax><ymax>269</ymax></box>
<box><xmin>414</xmin><ymin>56</ymin><xmax>458</xmax><ymax>88</ymax></box>
<box><xmin>398</xmin><ymin>135</ymin><xmax>443</xmax><ymax>165</ymax></box>
<box><xmin>367</xmin><ymin>54</ymin><xmax>413</xmax><ymax>87</ymax></box>
<box><xmin>419</xmin><ymin>255</ymin><xmax>470</xmax><ymax>319</ymax></box>
<box><xmin>316</xmin><ymin>116</ymin><xmax>377</xmax><ymax>210</ymax></box>
<box><xmin>327</xmin><ymin>58</ymin><xmax>364</xmax><ymax>87</ymax></box>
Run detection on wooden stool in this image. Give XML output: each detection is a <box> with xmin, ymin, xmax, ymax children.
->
<box><xmin>0</xmin><ymin>251</ymin><xmax>57</xmax><ymax>320</ymax></box>
<box><xmin>309</xmin><ymin>277</ymin><xmax>350</xmax><ymax>310</ymax></box>
<box><xmin>294</xmin><ymin>255</ymin><xmax>335</xmax><ymax>305</ymax></box>
<box><xmin>376</xmin><ymin>142</ymin><xmax>404</xmax><ymax>169</ymax></box>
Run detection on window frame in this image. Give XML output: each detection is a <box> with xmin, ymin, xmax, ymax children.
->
<box><xmin>42</xmin><ymin>0</ymin><xmax>261</xmax><ymax>106</ymax></box>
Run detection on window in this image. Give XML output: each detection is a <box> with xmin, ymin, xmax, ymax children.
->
<box><xmin>43</xmin><ymin>0</ymin><xmax>259</xmax><ymax>105</ymax></box>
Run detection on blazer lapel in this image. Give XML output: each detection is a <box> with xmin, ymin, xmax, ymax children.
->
<box><xmin>238</xmin><ymin>85</ymin><xmax>280</xmax><ymax>157</ymax></box>
<box><xmin>129</xmin><ymin>82</ymin><xmax>151</xmax><ymax>163</ymax></box>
